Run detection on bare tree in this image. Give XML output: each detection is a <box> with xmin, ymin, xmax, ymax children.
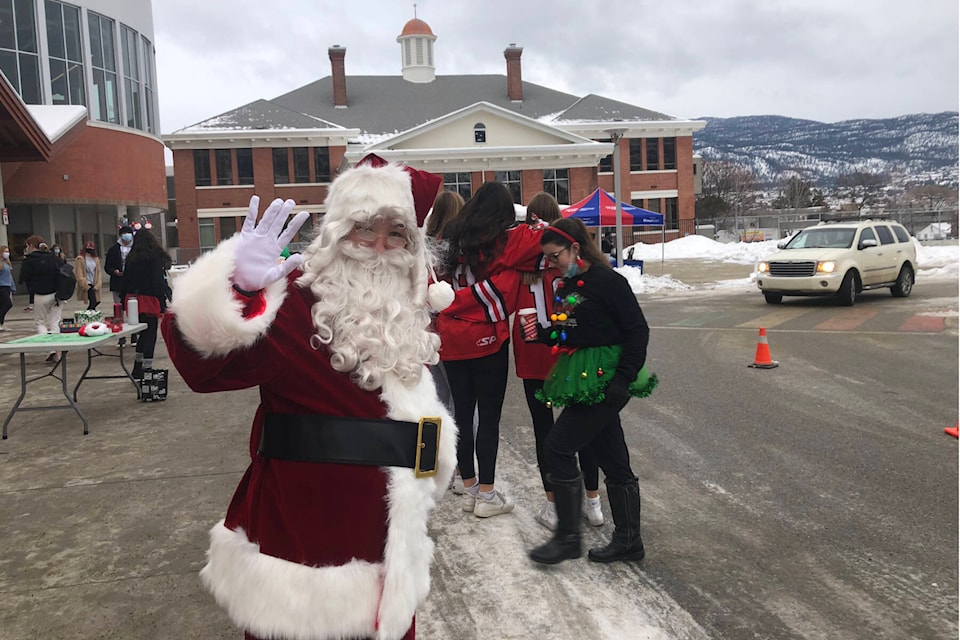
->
<box><xmin>835</xmin><ymin>170</ymin><xmax>889</xmax><ymax>213</ymax></box>
<box><xmin>903</xmin><ymin>184</ymin><xmax>958</xmax><ymax>210</ymax></box>
<box><xmin>699</xmin><ymin>159</ymin><xmax>758</xmax><ymax>233</ymax></box>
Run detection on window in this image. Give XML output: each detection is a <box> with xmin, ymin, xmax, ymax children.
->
<box><xmin>859</xmin><ymin>227</ymin><xmax>876</xmax><ymax>246</ymax></box>
<box><xmin>293</xmin><ymin>147</ymin><xmax>310</xmax><ymax>183</ymax></box>
<box><xmin>193</xmin><ymin>149</ymin><xmax>211</xmax><ymax>187</ymax></box>
<box><xmin>892</xmin><ymin>224</ymin><xmax>910</xmax><ymax>243</ymax></box>
<box><xmin>141</xmin><ymin>35</ymin><xmax>155</xmax><ymax>133</ymax></box>
<box><xmin>874</xmin><ymin>225</ymin><xmax>896</xmax><ymax>245</ymax></box>
<box><xmin>494</xmin><ymin>170</ymin><xmax>521</xmax><ymax>204</ymax></box>
<box><xmin>474</xmin><ymin>122</ymin><xmax>486</xmax><ymax>144</ymax></box>
<box><xmin>665</xmin><ymin>197</ymin><xmax>678</xmax><ymax>230</ymax></box>
<box><xmin>663</xmin><ymin>137</ymin><xmax>676</xmax><ymax>170</ymax></box>
<box><xmin>272</xmin><ymin>148</ymin><xmax>290</xmax><ymax>184</ymax></box>
<box><xmin>236</xmin><ymin>148</ymin><xmax>254</xmax><ymax>184</ymax></box>
<box><xmin>444</xmin><ymin>172</ymin><xmax>472</xmax><ymax>200</ymax></box>
<box><xmin>45</xmin><ymin>1</ymin><xmax>84</xmax><ymax>106</ymax></box>
<box><xmin>645</xmin><ymin>198</ymin><xmax>661</xmax><ymax>214</ymax></box>
<box><xmin>646</xmin><ymin>139</ymin><xmax>660</xmax><ymax>170</ymax></box>
<box><xmin>198</xmin><ymin>219</ymin><xmax>216</xmax><ymax>253</ymax></box>
<box><xmin>120</xmin><ymin>24</ymin><xmax>141</xmax><ymax>129</ymax></box>
<box><xmin>628</xmin><ymin>139</ymin><xmax>643</xmax><ymax>172</ymax></box>
<box><xmin>598</xmin><ymin>138</ymin><xmax>613</xmax><ymax>173</ymax></box>
<box><xmin>88</xmin><ymin>12</ymin><xmax>119</xmax><ymax>123</ymax></box>
<box><xmin>0</xmin><ymin>0</ymin><xmax>41</xmax><ymax>104</ymax></box>
<box><xmin>219</xmin><ymin>216</ymin><xmax>237</xmax><ymax>241</ymax></box>
<box><xmin>543</xmin><ymin>169</ymin><xmax>569</xmax><ymax>205</ymax></box>
<box><xmin>313</xmin><ymin>147</ymin><xmax>331</xmax><ymax>182</ymax></box>
<box><xmin>214</xmin><ymin>149</ymin><xmax>232</xmax><ymax>185</ymax></box>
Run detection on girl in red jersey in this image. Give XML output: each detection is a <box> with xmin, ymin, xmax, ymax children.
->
<box><xmin>436</xmin><ymin>181</ymin><xmax>542</xmax><ymax>517</ymax></box>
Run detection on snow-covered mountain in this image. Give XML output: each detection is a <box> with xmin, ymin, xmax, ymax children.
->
<box><xmin>693</xmin><ymin>112</ymin><xmax>958</xmax><ymax>188</ymax></box>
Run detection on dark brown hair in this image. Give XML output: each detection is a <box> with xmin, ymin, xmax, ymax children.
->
<box><xmin>541</xmin><ymin>217</ymin><xmax>611</xmax><ymax>270</ymax></box>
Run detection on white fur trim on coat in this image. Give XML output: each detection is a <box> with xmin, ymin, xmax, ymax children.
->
<box><xmin>200</xmin><ymin>367</ymin><xmax>457</xmax><ymax>640</ymax></box>
<box><xmin>168</xmin><ymin>236</ymin><xmax>288</xmax><ymax>357</ymax></box>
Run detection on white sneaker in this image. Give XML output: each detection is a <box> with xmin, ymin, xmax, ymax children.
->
<box><xmin>536</xmin><ymin>501</ymin><xmax>558</xmax><ymax>531</ymax></box>
<box><xmin>462</xmin><ymin>490</ymin><xmax>477</xmax><ymax>513</ymax></box>
<box><xmin>583</xmin><ymin>495</ymin><xmax>604</xmax><ymax>526</ymax></box>
<box><xmin>450</xmin><ymin>473</ymin><xmax>465</xmax><ymax>495</ymax></box>
<box><xmin>0</xmin><ymin>325</ymin><xmax>7</xmax><ymax>331</ymax></box>
<box><xmin>474</xmin><ymin>490</ymin><xmax>514</xmax><ymax>518</ymax></box>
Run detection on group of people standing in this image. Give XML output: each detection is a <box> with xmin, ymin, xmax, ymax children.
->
<box><xmin>10</xmin><ymin>226</ymin><xmax>171</xmax><ymax>375</ymax></box>
<box><xmin>429</xmin><ymin>183</ymin><xmax>656</xmax><ymax>565</ymax></box>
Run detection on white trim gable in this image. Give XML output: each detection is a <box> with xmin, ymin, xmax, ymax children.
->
<box><xmin>349</xmin><ymin>101</ymin><xmax>613</xmax><ymax>171</ymax></box>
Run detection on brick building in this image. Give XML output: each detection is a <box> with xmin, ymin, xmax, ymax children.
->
<box><xmin>0</xmin><ymin>0</ymin><xmax>165</xmax><ymax>267</ymax></box>
<box><xmin>165</xmin><ymin>18</ymin><xmax>705</xmax><ymax>259</ymax></box>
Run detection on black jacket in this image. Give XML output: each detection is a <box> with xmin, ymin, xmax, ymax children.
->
<box><xmin>120</xmin><ymin>254</ymin><xmax>168</xmax><ymax>312</ymax></box>
<box><xmin>104</xmin><ymin>242</ymin><xmax>130</xmax><ymax>292</ymax></box>
<box><xmin>18</xmin><ymin>250</ymin><xmax>60</xmax><ymax>295</ymax></box>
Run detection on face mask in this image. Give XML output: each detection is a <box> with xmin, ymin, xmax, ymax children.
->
<box><xmin>2</xmin><ymin>252</ymin><xmax>8</xmax><ymax>259</ymax></box>
<box><xmin>54</xmin><ymin>249</ymin><xmax>60</xmax><ymax>254</ymax></box>
<box><xmin>85</xmin><ymin>248</ymin><xmax>94</xmax><ymax>254</ymax></box>
<box><xmin>564</xmin><ymin>260</ymin><xmax>580</xmax><ymax>278</ymax></box>
<box><xmin>121</xmin><ymin>233</ymin><xmax>133</xmax><ymax>243</ymax></box>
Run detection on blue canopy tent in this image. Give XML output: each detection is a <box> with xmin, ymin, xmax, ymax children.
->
<box><xmin>562</xmin><ymin>188</ymin><xmax>665</xmax><ymax>269</ymax></box>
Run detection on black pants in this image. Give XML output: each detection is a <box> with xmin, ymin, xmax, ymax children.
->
<box><xmin>444</xmin><ymin>342</ymin><xmax>509</xmax><ymax>485</ymax></box>
<box><xmin>87</xmin><ymin>285</ymin><xmax>99</xmax><ymax>310</ymax></box>
<box><xmin>523</xmin><ymin>378</ymin><xmax>600</xmax><ymax>493</ymax></box>
<box><xmin>544</xmin><ymin>400</ymin><xmax>636</xmax><ymax>486</ymax></box>
<box><xmin>135</xmin><ymin>315</ymin><xmax>159</xmax><ymax>359</ymax></box>
<box><xmin>0</xmin><ymin>286</ymin><xmax>12</xmax><ymax>324</ymax></box>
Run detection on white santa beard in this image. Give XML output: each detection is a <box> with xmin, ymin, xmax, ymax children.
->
<box><xmin>307</xmin><ymin>242</ymin><xmax>440</xmax><ymax>391</ymax></box>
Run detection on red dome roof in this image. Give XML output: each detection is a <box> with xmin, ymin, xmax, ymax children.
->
<box><xmin>400</xmin><ymin>18</ymin><xmax>435</xmax><ymax>37</ymax></box>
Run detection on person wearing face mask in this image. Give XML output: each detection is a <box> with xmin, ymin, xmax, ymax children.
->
<box><xmin>527</xmin><ymin>217</ymin><xmax>657</xmax><ymax>566</ymax></box>
<box><xmin>75</xmin><ymin>242</ymin><xmax>102</xmax><ymax>311</ymax></box>
<box><xmin>104</xmin><ymin>226</ymin><xmax>134</xmax><ymax>306</ymax></box>
<box><xmin>50</xmin><ymin>244</ymin><xmax>66</xmax><ymax>264</ymax></box>
<box><xmin>0</xmin><ymin>245</ymin><xmax>16</xmax><ymax>330</ymax></box>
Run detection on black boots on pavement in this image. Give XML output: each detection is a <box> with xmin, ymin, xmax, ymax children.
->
<box><xmin>529</xmin><ymin>475</ymin><xmax>582</xmax><ymax>565</ymax></box>
<box><xmin>588</xmin><ymin>478</ymin><xmax>645</xmax><ymax>563</ymax></box>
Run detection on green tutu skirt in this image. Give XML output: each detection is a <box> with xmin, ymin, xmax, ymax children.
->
<box><xmin>535</xmin><ymin>345</ymin><xmax>658</xmax><ymax>408</ymax></box>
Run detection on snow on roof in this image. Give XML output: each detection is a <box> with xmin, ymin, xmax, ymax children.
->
<box><xmin>24</xmin><ymin>104</ymin><xmax>86</xmax><ymax>142</ymax></box>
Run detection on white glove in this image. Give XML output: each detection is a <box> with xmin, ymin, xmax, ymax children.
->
<box><xmin>232</xmin><ymin>196</ymin><xmax>309</xmax><ymax>292</ymax></box>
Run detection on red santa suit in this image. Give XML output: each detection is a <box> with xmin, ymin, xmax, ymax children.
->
<box><xmin>160</xmin><ymin>164</ymin><xmax>456</xmax><ymax>640</ymax></box>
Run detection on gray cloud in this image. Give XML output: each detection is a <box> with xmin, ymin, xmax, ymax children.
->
<box><xmin>154</xmin><ymin>0</ymin><xmax>959</xmax><ymax>133</ymax></box>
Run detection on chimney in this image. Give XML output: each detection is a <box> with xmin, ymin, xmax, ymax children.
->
<box><xmin>504</xmin><ymin>44</ymin><xmax>523</xmax><ymax>102</ymax></box>
<box><xmin>328</xmin><ymin>45</ymin><xmax>347</xmax><ymax>107</ymax></box>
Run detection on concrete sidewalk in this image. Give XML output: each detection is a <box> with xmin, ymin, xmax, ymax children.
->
<box><xmin>0</xmin><ymin>309</ymin><xmax>708</xmax><ymax>639</ymax></box>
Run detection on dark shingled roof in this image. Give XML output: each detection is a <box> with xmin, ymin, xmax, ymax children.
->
<box><xmin>177</xmin><ymin>75</ymin><xmax>683</xmax><ymax>135</ymax></box>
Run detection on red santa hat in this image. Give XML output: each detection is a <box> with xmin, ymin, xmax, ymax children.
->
<box><xmin>355</xmin><ymin>153</ymin><xmax>443</xmax><ymax>228</ymax></box>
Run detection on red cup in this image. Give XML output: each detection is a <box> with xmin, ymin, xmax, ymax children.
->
<box><xmin>518</xmin><ymin>308</ymin><xmax>539</xmax><ymax>342</ymax></box>
<box><xmin>113</xmin><ymin>303</ymin><xmax>123</xmax><ymax>321</ymax></box>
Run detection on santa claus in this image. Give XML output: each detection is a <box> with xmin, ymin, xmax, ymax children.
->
<box><xmin>160</xmin><ymin>162</ymin><xmax>456</xmax><ymax>640</ymax></box>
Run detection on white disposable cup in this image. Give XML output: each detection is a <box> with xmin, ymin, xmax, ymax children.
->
<box><xmin>518</xmin><ymin>308</ymin><xmax>538</xmax><ymax>342</ymax></box>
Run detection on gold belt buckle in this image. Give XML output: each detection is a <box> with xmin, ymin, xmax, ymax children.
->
<box><xmin>414</xmin><ymin>417</ymin><xmax>441</xmax><ymax>478</ymax></box>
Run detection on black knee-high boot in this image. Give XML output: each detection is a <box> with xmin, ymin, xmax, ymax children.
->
<box><xmin>529</xmin><ymin>474</ymin><xmax>582</xmax><ymax>565</ymax></box>
<box><xmin>588</xmin><ymin>478</ymin><xmax>645</xmax><ymax>562</ymax></box>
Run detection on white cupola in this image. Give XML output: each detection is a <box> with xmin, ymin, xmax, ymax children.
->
<box><xmin>397</xmin><ymin>18</ymin><xmax>436</xmax><ymax>83</ymax></box>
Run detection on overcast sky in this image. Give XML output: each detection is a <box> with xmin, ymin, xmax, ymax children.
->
<box><xmin>152</xmin><ymin>0</ymin><xmax>959</xmax><ymax>135</ymax></box>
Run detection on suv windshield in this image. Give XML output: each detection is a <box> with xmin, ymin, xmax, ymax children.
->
<box><xmin>785</xmin><ymin>227</ymin><xmax>856</xmax><ymax>249</ymax></box>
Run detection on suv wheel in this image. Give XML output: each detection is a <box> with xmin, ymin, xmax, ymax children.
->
<box><xmin>837</xmin><ymin>271</ymin><xmax>859</xmax><ymax>306</ymax></box>
<box><xmin>763</xmin><ymin>292</ymin><xmax>783</xmax><ymax>304</ymax></box>
<box><xmin>890</xmin><ymin>265</ymin><xmax>914</xmax><ymax>298</ymax></box>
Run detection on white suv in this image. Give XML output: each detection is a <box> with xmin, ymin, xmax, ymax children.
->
<box><xmin>756</xmin><ymin>219</ymin><xmax>917</xmax><ymax>306</ymax></box>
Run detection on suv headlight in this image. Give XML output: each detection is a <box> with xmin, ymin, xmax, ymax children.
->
<box><xmin>816</xmin><ymin>260</ymin><xmax>838</xmax><ymax>274</ymax></box>
<box><xmin>757</xmin><ymin>262</ymin><xmax>769</xmax><ymax>273</ymax></box>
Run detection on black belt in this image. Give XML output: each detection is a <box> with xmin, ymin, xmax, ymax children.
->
<box><xmin>259</xmin><ymin>413</ymin><xmax>441</xmax><ymax>478</ymax></box>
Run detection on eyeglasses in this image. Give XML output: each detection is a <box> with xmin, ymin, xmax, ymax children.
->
<box><xmin>350</xmin><ymin>222</ymin><xmax>408</xmax><ymax>249</ymax></box>
<box><xmin>545</xmin><ymin>247</ymin><xmax>570</xmax><ymax>262</ymax></box>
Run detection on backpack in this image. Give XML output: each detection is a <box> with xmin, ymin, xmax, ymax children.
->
<box><xmin>55</xmin><ymin>261</ymin><xmax>77</xmax><ymax>301</ymax></box>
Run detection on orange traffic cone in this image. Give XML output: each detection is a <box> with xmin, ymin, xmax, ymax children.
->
<box><xmin>945</xmin><ymin>424</ymin><xmax>959</xmax><ymax>439</ymax></box>
<box><xmin>747</xmin><ymin>327</ymin><xmax>779</xmax><ymax>369</ymax></box>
